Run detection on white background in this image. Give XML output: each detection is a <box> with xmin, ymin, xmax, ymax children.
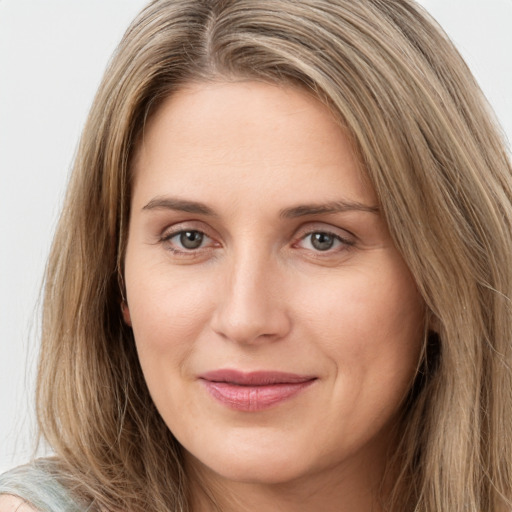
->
<box><xmin>0</xmin><ymin>0</ymin><xmax>511</xmax><ymax>472</ymax></box>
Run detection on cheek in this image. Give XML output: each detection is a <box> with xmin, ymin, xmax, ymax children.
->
<box><xmin>124</xmin><ymin>261</ymin><xmax>217</xmax><ymax>364</ymax></box>
<box><xmin>124</xmin><ymin>268</ymin><xmax>218</xmax><ymax>419</ymax></box>
<box><xmin>299</xmin><ymin>261</ymin><xmax>424</xmax><ymax>385</ymax></box>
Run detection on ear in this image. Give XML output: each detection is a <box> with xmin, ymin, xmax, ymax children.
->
<box><xmin>121</xmin><ymin>301</ymin><xmax>132</xmax><ymax>326</ymax></box>
<box><xmin>428</xmin><ymin>311</ymin><xmax>441</xmax><ymax>335</ymax></box>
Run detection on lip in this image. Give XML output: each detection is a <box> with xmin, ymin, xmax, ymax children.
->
<box><xmin>199</xmin><ymin>370</ymin><xmax>317</xmax><ymax>411</ymax></box>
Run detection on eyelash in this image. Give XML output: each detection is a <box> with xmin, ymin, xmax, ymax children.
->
<box><xmin>160</xmin><ymin>229</ymin><xmax>216</xmax><ymax>256</ymax></box>
<box><xmin>294</xmin><ymin>230</ymin><xmax>355</xmax><ymax>254</ymax></box>
<box><xmin>160</xmin><ymin>226</ymin><xmax>355</xmax><ymax>258</ymax></box>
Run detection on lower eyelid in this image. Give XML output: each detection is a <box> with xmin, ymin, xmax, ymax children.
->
<box><xmin>159</xmin><ymin>227</ymin><xmax>353</xmax><ymax>253</ymax></box>
<box><xmin>292</xmin><ymin>233</ymin><xmax>356</xmax><ymax>256</ymax></box>
<box><xmin>160</xmin><ymin>229</ymin><xmax>222</xmax><ymax>255</ymax></box>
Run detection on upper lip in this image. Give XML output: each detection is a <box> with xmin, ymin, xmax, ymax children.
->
<box><xmin>199</xmin><ymin>369</ymin><xmax>317</xmax><ymax>386</ymax></box>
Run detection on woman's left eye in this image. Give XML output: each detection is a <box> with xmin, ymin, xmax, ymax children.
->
<box><xmin>297</xmin><ymin>231</ymin><xmax>353</xmax><ymax>252</ymax></box>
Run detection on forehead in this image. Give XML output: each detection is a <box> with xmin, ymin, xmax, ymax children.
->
<box><xmin>131</xmin><ymin>80</ymin><xmax>376</xmax><ymax>210</ymax></box>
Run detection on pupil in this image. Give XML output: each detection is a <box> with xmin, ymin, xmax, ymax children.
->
<box><xmin>180</xmin><ymin>231</ymin><xmax>203</xmax><ymax>249</ymax></box>
<box><xmin>311</xmin><ymin>232</ymin><xmax>334</xmax><ymax>251</ymax></box>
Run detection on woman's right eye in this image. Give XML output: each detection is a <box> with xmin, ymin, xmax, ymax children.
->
<box><xmin>161</xmin><ymin>229</ymin><xmax>214</xmax><ymax>253</ymax></box>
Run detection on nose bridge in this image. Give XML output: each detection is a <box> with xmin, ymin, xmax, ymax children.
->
<box><xmin>211</xmin><ymin>243</ymin><xmax>290</xmax><ymax>344</ymax></box>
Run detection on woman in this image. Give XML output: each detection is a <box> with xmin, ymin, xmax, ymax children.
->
<box><xmin>1</xmin><ymin>0</ymin><xmax>511</xmax><ymax>511</ymax></box>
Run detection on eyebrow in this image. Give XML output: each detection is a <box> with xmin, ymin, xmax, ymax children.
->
<box><xmin>142</xmin><ymin>197</ymin><xmax>217</xmax><ymax>216</ymax></box>
<box><xmin>279</xmin><ymin>200</ymin><xmax>379</xmax><ymax>218</ymax></box>
<box><xmin>142</xmin><ymin>196</ymin><xmax>379</xmax><ymax>218</ymax></box>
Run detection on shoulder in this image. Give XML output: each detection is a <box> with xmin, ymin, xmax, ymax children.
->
<box><xmin>0</xmin><ymin>495</ymin><xmax>38</xmax><ymax>512</ymax></box>
<box><xmin>0</xmin><ymin>459</ymin><xmax>87</xmax><ymax>512</ymax></box>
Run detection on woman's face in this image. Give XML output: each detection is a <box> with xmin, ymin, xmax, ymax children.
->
<box><xmin>124</xmin><ymin>81</ymin><xmax>424</xmax><ymax>489</ymax></box>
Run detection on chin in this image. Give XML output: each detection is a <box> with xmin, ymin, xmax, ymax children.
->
<box><xmin>186</xmin><ymin>443</ymin><xmax>317</xmax><ymax>486</ymax></box>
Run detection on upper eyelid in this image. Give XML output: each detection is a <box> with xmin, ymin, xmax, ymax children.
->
<box><xmin>162</xmin><ymin>230</ymin><xmax>205</xmax><ymax>241</ymax></box>
<box><xmin>157</xmin><ymin>221</ymin><xmax>356</xmax><ymax>245</ymax></box>
<box><xmin>161</xmin><ymin>228</ymin><xmax>213</xmax><ymax>244</ymax></box>
<box><xmin>294</xmin><ymin>222</ymin><xmax>356</xmax><ymax>240</ymax></box>
<box><xmin>160</xmin><ymin>221</ymin><xmax>214</xmax><ymax>238</ymax></box>
<box><xmin>295</xmin><ymin>232</ymin><xmax>354</xmax><ymax>250</ymax></box>
<box><xmin>159</xmin><ymin>229</ymin><xmax>217</xmax><ymax>256</ymax></box>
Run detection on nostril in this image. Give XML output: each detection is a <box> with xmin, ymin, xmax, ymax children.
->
<box><xmin>210</xmin><ymin>259</ymin><xmax>292</xmax><ymax>344</ymax></box>
<box><xmin>210</xmin><ymin>300</ymin><xmax>291</xmax><ymax>345</ymax></box>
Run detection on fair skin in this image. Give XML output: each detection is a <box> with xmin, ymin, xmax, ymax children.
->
<box><xmin>123</xmin><ymin>80</ymin><xmax>425</xmax><ymax>512</ymax></box>
<box><xmin>0</xmin><ymin>496</ymin><xmax>36</xmax><ymax>512</ymax></box>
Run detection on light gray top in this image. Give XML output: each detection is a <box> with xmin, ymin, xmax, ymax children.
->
<box><xmin>0</xmin><ymin>459</ymin><xmax>88</xmax><ymax>512</ymax></box>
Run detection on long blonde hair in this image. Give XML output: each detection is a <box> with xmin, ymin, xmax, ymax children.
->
<box><xmin>37</xmin><ymin>0</ymin><xmax>512</xmax><ymax>510</ymax></box>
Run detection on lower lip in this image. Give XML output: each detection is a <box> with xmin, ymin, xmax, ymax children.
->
<box><xmin>201</xmin><ymin>380</ymin><xmax>315</xmax><ymax>411</ymax></box>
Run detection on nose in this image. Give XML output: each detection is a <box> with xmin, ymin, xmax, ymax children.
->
<box><xmin>210</xmin><ymin>250</ymin><xmax>292</xmax><ymax>345</ymax></box>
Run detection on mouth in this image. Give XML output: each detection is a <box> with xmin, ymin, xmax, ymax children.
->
<box><xmin>199</xmin><ymin>369</ymin><xmax>317</xmax><ymax>411</ymax></box>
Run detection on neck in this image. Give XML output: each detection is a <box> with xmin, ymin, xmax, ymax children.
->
<box><xmin>190</xmin><ymin>476</ymin><xmax>384</xmax><ymax>512</ymax></box>
<box><xmin>185</xmin><ymin>443</ymin><xmax>393</xmax><ymax>512</ymax></box>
